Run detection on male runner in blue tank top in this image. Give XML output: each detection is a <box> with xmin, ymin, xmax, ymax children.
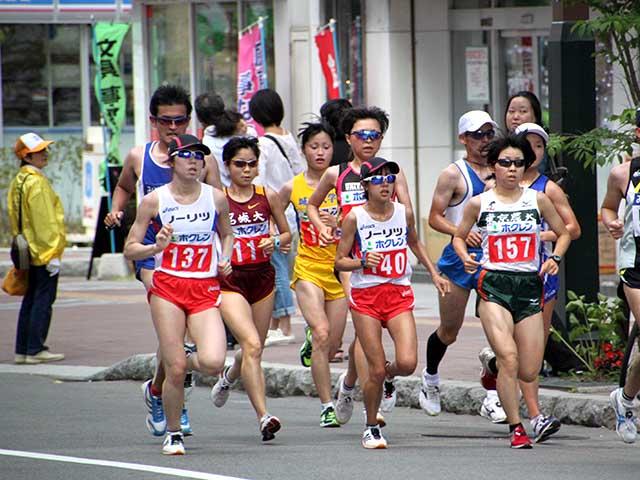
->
<box><xmin>104</xmin><ymin>85</ymin><xmax>222</xmax><ymax>439</ymax></box>
<box><xmin>419</xmin><ymin>111</ymin><xmax>506</xmax><ymax>423</ymax></box>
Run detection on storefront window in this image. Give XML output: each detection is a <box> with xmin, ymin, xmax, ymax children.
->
<box><xmin>451</xmin><ymin>30</ymin><xmax>492</xmax><ymax>142</ymax></box>
<box><xmin>51</xmin><ymin>26</ymin><xmax>82</xmax><ymax>126</ymax></box>
<box><xmin>324</xmin><ymin>0</ymin><xmax>364</xmax><ymax>105</ymax></box>
<box><xmin>451</xmin><ymin>0</ymin><xmax>492</xmax><ymax>8</ymax></box>
<box><xmin>195</xmin><ymin>1</ymin><xmax>238</xmax><ymax>108</ymax></box>
<box><xmin>498</xmin><ymin>1</ymin><xmax>550</xmax><ymax>6</ymax></box>
<box><xmin>148</xmin><ymin>4</ymin><xmax>190</xmax><ymax>91</ymax></box>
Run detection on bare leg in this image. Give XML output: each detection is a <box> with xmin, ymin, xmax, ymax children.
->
<box><xmin>622</xmin><ymin>286</ymin><xmax>640</xmax><ymax>397</ymax></box>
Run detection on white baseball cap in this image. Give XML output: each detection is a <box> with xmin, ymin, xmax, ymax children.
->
<box><xmin>458</xmin><ymin>110</ymin><xmax>498</xmax><ymax>136</ymax></box>
<box><xmin>514</xmin><ymin>122</ymin><xmax>549</xmax><ymax>144</ymax></box>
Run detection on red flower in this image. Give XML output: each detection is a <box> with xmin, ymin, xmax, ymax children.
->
<box><xmin>606</xmin><ymin>351</ymin><xmax>615</xmax><ymax>360</ymax></box>
<box><xmin>603</xmin><ymin>343</ymin><xmax>613</xmax><ymax>352</ymax></box>
<box><xmin>615</xmin><ymin>360</ymin><xmax>623</xmax><ymax>367</ymax></box>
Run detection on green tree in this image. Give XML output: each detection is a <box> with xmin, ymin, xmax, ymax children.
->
<box><xmin>549</xmin><ymin>1</ymin><xmax>640</xmax><ymax>168</ymax></box>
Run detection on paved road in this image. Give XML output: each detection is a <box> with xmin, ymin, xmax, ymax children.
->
<box><xmin>1</xmin><ymin>374</ymin><xmax>637</xmax><ymax>480</ymax></box>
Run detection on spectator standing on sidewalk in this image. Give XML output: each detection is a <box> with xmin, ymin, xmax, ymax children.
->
<box><xmin>249</xmin><ymin>89</ymin><xmax>306</xmax><ymax>346</ymax></box>
<box><xmin>9</xmin><ymin>133</ymin><xmax>66</xmax><ymax>365</ymax></box>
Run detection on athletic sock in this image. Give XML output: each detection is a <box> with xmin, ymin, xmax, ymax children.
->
<box><xmin>426</xmin><ymin>331</ymin><xmax>448</xmax><ymax>375</ymax></box>
<box><xmin>509</xmin><ymin>423</ymin><xmax>523</xmax><ymax>433</ymax></box>
<box><xmin>341</xmin><ymin>379</ymin><xmax>355</xmax><ymax>393</ymax></box>
<box><xmin>424</xmin><ymin>372</ymin><xmax>440</xmax><ymax>386</ymax></box>
<box><xmin>150</xmin><ymin>384</ymin><xmax>162</xmax><ymax>397</ymax></box>
<box><xmin>622</xmin><ymin>390</ymin><xmax>635</xmax><ymax>404</ymax></box>
<box><xmin>321</xmin><ymin>401</ymin><xmax>335</xmax><ymax>411</ymax></box>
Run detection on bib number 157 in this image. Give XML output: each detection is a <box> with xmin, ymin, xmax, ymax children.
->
<box><xmin>488</xmin><ymin>233</ymin><xmax>536</xmax><ymax>263</ymax></box>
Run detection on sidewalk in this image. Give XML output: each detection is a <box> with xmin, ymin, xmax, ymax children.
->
<box><xmin>0</xmin><ymin>274</ymin><xmax>619</xmax><ymax>430</ymax></box>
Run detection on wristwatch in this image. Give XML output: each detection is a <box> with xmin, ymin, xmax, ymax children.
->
<box><xmin>272</xmin><ymin>235</ymin><xmax>281</xmax><ymax>250</ymax></box>
<box><xmin>550</xmin><ymin>254</ymin><xmax>562</xmax><ymax>264</ymax></box>
<box><xmin>360</xmin><ymin>252</ymin><xmax>367</xmax><ymax>268</ymax></box>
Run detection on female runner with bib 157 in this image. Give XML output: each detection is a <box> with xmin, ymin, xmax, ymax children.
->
<box><xmin>335</xmin><ymin>157</ymin><xmax>450</xmax><ymax>449</ymax></box>
<box><xmin>453</xmin><ymin>133</ymin><xmax>571</xmax><ymax>449</ymax></box>
<box><xmin>125</xmin><ymin>134</ymin><xmax>234</xmax><ymax>455</ymax></box>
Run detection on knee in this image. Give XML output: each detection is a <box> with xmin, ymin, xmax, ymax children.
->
<box><xmin>311</xmin><ymin>326</ymin><xmax>330</xmax><ymax>351</ymax></box>
<box><xmin>198</xmin><ymin>353</ymin><xmax>225</xmax><ymax>377</ymax></box>
<box><xmin>497</xmin><ymin>351</ymin><xmax>519</xmax><ymax>375</ymax></box>
<box><xmin>518</xmin><ymin>363</ymin><xmax>540</xmax><ymax>383</ymax></box>
<box><xmin>165</xmin><ymin>357</ymin><xmax>187</xmax><ymax>383</ymax></box>
<box><xmin>368</xmin><ymin>363</ymin><xmax>387</xmax><ymax>385</ymax></box>
<box><xmin>437</xmin><ymin>326</ymin><xmax>459</xmax><ymax>345</ymax></box>
<box><xmin>242</xmin><ymin>337</ymin><xmax>263</xmax><ymax>361</ymax></box>
<box><xmin>395</xmin><ymin>355</ymin><xmax>417</xmax><ymax>377</ymax></box>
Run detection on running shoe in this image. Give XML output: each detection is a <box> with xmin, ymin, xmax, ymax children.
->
<box><xmin>299</xmin><ymin>326</ymin><xmax>313</xmax><ymax>367</ymax></box>
<box><xmin>363</xmin><ymin>409</ymin><xmax>387</xmax><ymax>428</ymax></box>
<box><xmin>180</xmin><ymin>407</ymin><xmax>193</xmax><ymax>436</ymax></box>
<box><xmin>478</xmin><ymin>347</ymin><xmax>497</xmax><ymax>375</ymax></box>
<box><xmin>380</xmin><ymin>377</ymin><xmax>397</xmax><ymax>412</ymax></box>
<box><xmin>334</xmin><ymin>371</ymin><xmax>354</xmax><ymax>424</ymax></box>
<box><xmin>419</xmin><ymin>384</ymin><xmax>441</xmax><ymax>416</ymax></box>
<box><xmin>259</xmin><ymin>414</ymin><xmax>281</xmax><ymax>442</ymax></box>
<box><xmin>480</xmin><ymin>393</ymin><xmax>507</xmax><ymax>424</ymax></box>
<box><xmin>320</xmin><ymin>406</ymin><xmax>340</xmax><ymax>428</ymax></box>
<box><xmin>610</xmin><ymin>387</ymin><xmax>637</xmax><ymax>444</ymax></box>
<box><xmin>184</xmin><ymin>343</ymin><xmax>196</xmax><ymax>401</ymax></box>
<box><xmin>210</xmin><ymin>366</ymin><xmax>233</xmax><ymax>408</ymax></box>
<box><xmin>162</xmin><ymin>432</ymin><xmax>185</xmax><ymax>455</ymax></box>
<box><xmin>362</xmin><ymin>426</ymin><xmax>387</xmax><ymax>449</ymax></box>
<box><xmin>532</xmin><ymin>414</ymin><xmax>561</xmax><ymax>443</ymax></box>
<box><xmin>510</xmin><ymin>424</ymin><xmax>533</xmax><ymax>449</ymax></box>
<box><xmin>142</xmin><ymin>379</ymin><xmax>166</xmax><ymax>436</ymax></box>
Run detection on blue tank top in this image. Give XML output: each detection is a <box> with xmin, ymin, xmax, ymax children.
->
<box><xmin>137</xmin><ymin>142</ymin><xmax>173</xmax><ymax>246</ymax></box>
<box><xmin>527</xmin><ymin>174</ymin><xmax>552</xmax><ymax>261</ymax></box>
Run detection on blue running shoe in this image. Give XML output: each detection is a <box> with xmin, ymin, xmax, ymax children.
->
<box><xmin>180</xmin><ymin>407</ymin><xmax>193</xmax><ymax>436</ymax></box>
<box><xmin>142</xmin><ymin>379</ymin><xmax>166</xmax><ymax>437</ymax></box>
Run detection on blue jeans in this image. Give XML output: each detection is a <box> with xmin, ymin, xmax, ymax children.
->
<box><xmin>15</xmin><ymin>265</ymin><xmax>59</xmax><ymax>355</ymax></box>
<box><xmin>271</xmin><ymin>248</ymin><xmax>296</xmax><ymax>319</ymax></box>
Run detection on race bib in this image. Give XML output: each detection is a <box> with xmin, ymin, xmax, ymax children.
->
<box><xmin>488</xmin><ymin>233</ymin><xmax>536</xmax><ymax>263</ymax></box>
<box><xmin>232</xmin><ymin>235</ymin><xmax>270</xmax><ymax>266</ymax></box>
<box><xmin>162</xmin><ymin>243</ymin><xmax>213</xmax><ymax>273</ymax></box>
<box><xmin>363</xmin><ymin>249</ymin><xmax>407</xmax><ymax>278</ymax></box>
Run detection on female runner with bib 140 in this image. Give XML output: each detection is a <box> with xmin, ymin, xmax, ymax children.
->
<box><xmin>453</xmin><ymin>133</ymin><xmax>570</xmax><ymax>449</ymax></box>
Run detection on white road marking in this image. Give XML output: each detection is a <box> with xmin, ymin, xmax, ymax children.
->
<box><xmin>0</xmin><ymin>449</ymin><xmax>249</xmax><ymax>480</ymax></box>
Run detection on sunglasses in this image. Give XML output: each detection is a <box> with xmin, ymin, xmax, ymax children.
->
<box><xmin>350</xmin><ymin>130</ymin><xmax>383</xmax><ymax>141</ymax></box>
<box><xmin>231</xmin><ymin>159</ymin><xmax>258</xmax><ymax>169</ymax></box>
<box><xmin>153</xmin><ymin>115</ymin><xmax>190</xmax><ymax>126</ymax></box>
<box><xmin>465</xmin><ymin>129</ymin><xmax>495</xmax><ymax>140</ymax></box>
<box><xmin>496</xmin><ymin>158</ymin><xmax>526</xmax><ymax>168</ymax></box>
<box><xmin>173</xmin><ymin>150</ymin><xmax>205</xmax><ymax>161</ymax></box>
<box><xmin>363</xmin><ymin>174</ymin><xmax>396</xmax><ymax>185</ymax></box>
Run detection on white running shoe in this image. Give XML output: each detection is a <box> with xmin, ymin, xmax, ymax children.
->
<box><xmin>362</xmin><ymin>425</ymin><xmax>387</xmax><ymax>449</ymax></box>
<box><xmin>210</xmin><ymin>367</ymin><xmax>233</xmax><ymax>408</ymax></box>
<box><xmin>480</xmin><ymin>392</ymin><xmax>507</xmax><ymax>424</ymax></box>
<box><xmin>334</xmin><ymin>371</ymin><xmax>354</xmax><ymax>424</ymax></box>
<box><xmin>142</xmin><ymin>379</ymin><xmax>166</xmax><ymax>436</ymax></box>
<box><xmin>264</xmin><ymin>329</ymin><xmax>295</xmax><ymax>347</ymax></box>
<box><xmin>162</xmin><ymin>432</ymin><xmax>185</xmax><ymax>455</ymax></box>
<box><xmin>380</xmin><ymin>377</ymin><xmax>397</xmax><ymax>413</ymax></box>
<box><xmin>259</xmin><ymin>414</ymin><xmax>281</xmax><ymax>442</ymax></box>
<box><xmin>419</xmin><ymin>382</ymin><xmax>441</xmax><ymax>416</ymax></box>
<box><xmin>478</xmin><ymin>347</ymin><xmax>497</xmax><ymax>375</ymax></box>
<box><xmin>610</xmin><ymin>387</ymin><xmax>637</xmax><ymax>444</ymax></box>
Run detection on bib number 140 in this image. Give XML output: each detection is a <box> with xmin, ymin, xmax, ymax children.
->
<box><xmin>364</xmin><ymin>249</ymin><xmax>407</xmax><ymax>278</ymax></box>
<box><xmin>488</xmin><ymin>233</ymin><xmax>536</xmax><ymax>263</ymax></box>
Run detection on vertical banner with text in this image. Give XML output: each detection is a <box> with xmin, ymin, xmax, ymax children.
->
<box><xmin>315</xmin><ymin>19</ymin><xmax>342</xmax><ymax>100</ymax></box>
<box><xmin>237</xmin><ymin>19</ymin><xmax>268</xmax><ymax>136</ymax></box>
<box><xmin>92</xmin><ymin>22</ymin><xmax>129</xmax><ymax>188</ymax></box>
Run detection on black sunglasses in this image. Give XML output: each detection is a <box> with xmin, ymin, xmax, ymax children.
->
<box><xmin>231</xmin><ymin>159</ymin><xmax>258</xmax><ymax>169</ymax></box>
<box><xmin>153</xmin><ymin>115</ymin><xmax>190</xmax><ymax>127</ymax></box>
<box><xmin>465</xmin><ymin>129</ymin><xmax>495</xmax><ymax>140</ymax></box>
<box><xmin>496</xmin><ymin>158</ymin><xmax>526</xmax><ymax>168</ymax></box>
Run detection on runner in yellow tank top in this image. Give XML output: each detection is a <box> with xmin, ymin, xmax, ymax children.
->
<box><xmin>279</xmin><ymin>122</ymin><xmax>348</xmax><ymax>428</ymax></box>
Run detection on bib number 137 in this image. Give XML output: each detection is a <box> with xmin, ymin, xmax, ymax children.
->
<box><xmin>488</xmin><ymin>233</ymin><xmax>536</xmax><ymax>263</ymax></box>
<box><xmin>162</xmin><ymin>243</ymin><xmax>211</xmax><ymax>272</ymax></box>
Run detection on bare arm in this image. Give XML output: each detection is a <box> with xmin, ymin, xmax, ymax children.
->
<box><xmin>278</xmin><ymin>180</ymin><xmax>293</xmax><ymax>209</ymax></box>
<box><xmin>452</xmin><ymin>197</ymin><xmax>482</xmax><ymax>273</ymax></box>
<box><xmin>308</xmin><ymin>166</ymin><xmax>339</xmax><ymax>244</ymax></box>
<box><xmin>123</xmin><ymin>191</ymin><xmax>168</xmax><ymax>261</ymax></box>
<box><xmin>212</xmin><ymin>187</ymin><xmax>233</xmax><ymax>277</ymax></box>
<box><xmin>203</xmin><ymin>154</ymin><xmax>223</xmax><ymax>189</ymax></box>
<box><xmin>405</xmin><ymin>208</ymin><xmax>450</xmax><ymax>296</ymax></box>
<box><xmin>541</xmin><ymin>181</ymin><xmax>581</xmax><ymax>242</ymax></box>
<box><xmin>537</xmin><ymin>192</ymin><xmax>571</xmax><ymax>275</ymax></box>
<box><xmin>105</xmin><ymin>146</ymin><xmax>143</xmax><ymax>228</ymax></box>
<box><xmin>394</xmin><ymin>169</ymin><xmax>415</xmax><ymax>222</ymax></box>
<box><xmin>260</xmin><ymin>187</ymin><xmax>292</xmax><ymax>255</ymax></box>
<box><xmin>601</xmin><ymin>163</ymin><xmax>627</xmax><ymax>240</ymax></box>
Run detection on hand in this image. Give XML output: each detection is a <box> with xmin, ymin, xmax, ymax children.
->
<box><xmin>279</xmin><ymin>241</ymin><xmax>292</xmax><ymax>254</ymax></box>
<box><xmin>540</xmin><ymin>258</ymin><xmax>559</xmax><ymax>276</ymax></box>
<box><xmin>465</xmin><ymin>231</ymin><xmax>482</xmax><ymax>248</ymax></box>
<box><xmin>155</xmin><ymin>224</ymin><xmax>174</xmax><ymax>252</ymax></box>
<box><xmin>258</xmin><ymin>236</ymin><xmax>275</xmax><ymax>255</ymax></box>
<box><xmin>105</xmin><ymin>211</ymin><xmax>124</xmax><ymax>229</ymax></box>
<box><xmin>218</xmin><ymin>256</ymin><xmax>232</xmax><ymax>277</ymax></box>
<box><xmin>432</xmin><ymin>273</ymin><xmax>451</xmax><ymax>297</ymax></box>
<box><xmin>46</xmin><ymin>258</ymin><xmax>61</xmax><ymax>277</ymax></box>
<box><xmin>318</xmin><ymin>225</ymin><xmax>334</xmax><ymax>246</ymax></box>
<box><xmin>463</xmin><ymin>252</ymin><xmax>482</xmax><ymax>274</ymax></box>
<box><xmin>606</xmin><ymin>219</ymin><xmax>624</xmax><ymax>240</ymax></box>
<box><xmin>363</xmin><ymin>251</ymin><xmax>383</xmax><ymax>269</ymax></box>
<box><xmin>319</xmin><ymin>210</ymin><xmax>337</xmax><ymax>229</ymax></box>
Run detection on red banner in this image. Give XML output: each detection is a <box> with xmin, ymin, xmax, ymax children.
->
<box><xmin>237</xmin><ymin>21</ymin><xmax>268</xmax><ymax>135</ymax></box>
<box><xmin>315</xmin><ymin>24</ymin><xmax>341</xmax><ymax>100</ymax></box>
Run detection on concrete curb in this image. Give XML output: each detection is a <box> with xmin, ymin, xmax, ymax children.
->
<box><xmin>87</xmin><ymin>353</ymin><xmax>617</xmax><ymax>431</ymax></box>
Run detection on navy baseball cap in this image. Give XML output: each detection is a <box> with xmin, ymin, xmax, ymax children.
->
<box><xmin>360</xmin><ymin>157</ymin><xmax>400</xmax><ymax>181</ymax></box>
<box><xmin>168</xmin><ymin>134</ymin><xmax>211</xmax><ymax>157</ymax></box>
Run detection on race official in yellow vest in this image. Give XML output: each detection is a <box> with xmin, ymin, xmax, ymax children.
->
<box><xmin>9</xmin><ymin>132</ymin><xmax>66</xmax><ymax>365</ymax></box>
